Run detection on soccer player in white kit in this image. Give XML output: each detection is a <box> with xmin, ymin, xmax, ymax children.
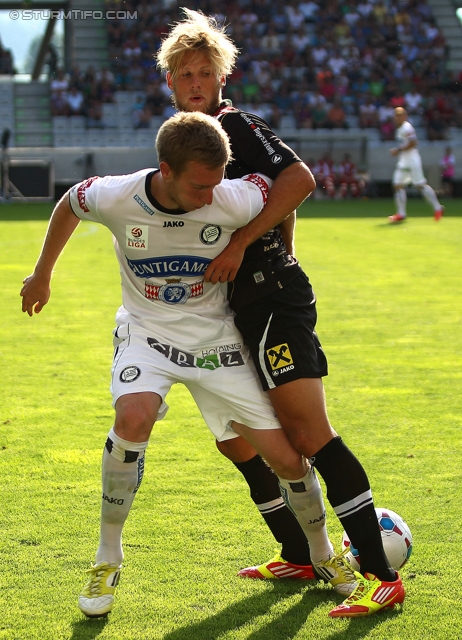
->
<box><xmin>389</xmin><ymin>107</ymin><xmax>444</xmax><ymax>223</ymax></box>
<box><xmin>20</xmin><ymin>112</ymin><xmax>342</xmax><ymax>617</ymax></box>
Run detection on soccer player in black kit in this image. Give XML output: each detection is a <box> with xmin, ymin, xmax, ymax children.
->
<box><xmin>156</xmin><ymin>8</ymin><xmax>405</xmax><ymax>617</ymax></box>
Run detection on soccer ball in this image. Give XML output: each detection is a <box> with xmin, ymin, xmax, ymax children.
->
<box><xmin>341</xmin><ymin>508</ymin><xmax>413</xmax><ymax>571</ymax></box>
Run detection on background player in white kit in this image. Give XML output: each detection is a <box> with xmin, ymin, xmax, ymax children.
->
<box><xmin>20</xmin><ymin>112</ymin><xmax>350</xmax><ymax>618</ymax></box>
<box><xmin>389</xmin><ymin>107</ymin><xmax>444</xmax><ymax>223</ymax></box>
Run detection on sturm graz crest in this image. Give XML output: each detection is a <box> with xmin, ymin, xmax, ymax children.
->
<box><xmin>200</xmin><ymin>224</ymin><xmax>221</xmax><ymax>245</ymax></box>
<box><xmin>158</xmin><ymin>278</ymin><xmax>191</xmax><ymax>304</ymax></box>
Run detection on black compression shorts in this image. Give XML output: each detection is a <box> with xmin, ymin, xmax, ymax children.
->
<box><xmin>233</xmin><ymin>271</ymin><xmax>328</xmax><ymax>391</ymax></box>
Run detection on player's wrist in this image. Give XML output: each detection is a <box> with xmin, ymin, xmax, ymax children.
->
<box><xmin>230</xmin><ymin>225</ymin><xmax>253</xmax><ymax>250</ymax></box>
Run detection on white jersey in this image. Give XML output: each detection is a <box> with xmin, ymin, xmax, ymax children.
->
<box><xmin>395</xmin><ymin>120</ymin><xmax>420</xmax><ymax>169</ymax></box>
<box><xmin>69</xmin><ymin>168</ymin><xmax>271</xmax><ymax>353</ymax></box>
<box><xmin>393</xmin><ymin>120</ymin><xmax>426</xmax><ymax>186</ymax></box>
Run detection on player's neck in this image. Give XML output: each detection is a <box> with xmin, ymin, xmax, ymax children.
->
<box><xmin>150</xmin><ymin>170</ymin><xmax>179</xmax><ymax>210</ymax></box>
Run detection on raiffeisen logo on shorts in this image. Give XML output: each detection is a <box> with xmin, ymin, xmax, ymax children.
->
<box><xmin>126</xmin><ymin>225</ymin><xmax>149</xmax><ymax>250</ymax></box>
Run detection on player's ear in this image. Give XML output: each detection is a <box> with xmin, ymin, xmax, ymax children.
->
<box><xmin>159</xmin><ymin>161</ymin><xmax>172</xmax><ymax>179</ymax></box>
<box><xmin>220</xmin><ymin>75</ymin><xmax>226</xmax><ymax>87</ymax></box>
<box><xmin>166</xmin><ymin>72</ymin><xmax>173</xmax><ymax>89</ymax></box>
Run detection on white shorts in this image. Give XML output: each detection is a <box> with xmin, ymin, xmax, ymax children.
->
<box><xmin>111</xmin><ymin>324</ymin><xmax>281</xmax><ymax>442</ymax></box>
<box><xmin>393</xmin><ymin>153</ymin><xmax>426</xmax><ymax>187</ymax></box>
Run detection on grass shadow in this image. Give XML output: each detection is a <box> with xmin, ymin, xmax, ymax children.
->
<box><xmin>159</xmin><ymin>582</ymin><xmax>392</xmax><ymax>640</ymax></box>
<box><xmin>69</xmin><ymin>615</ymin><xmax>109</xmax><ymax>640</ymax></box>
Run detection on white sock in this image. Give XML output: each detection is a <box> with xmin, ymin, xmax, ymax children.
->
<box><xmin>420</xmin><ymin>184</ymin><xmax>441</xmax><ymax>210</ymax></box>
<box><xmin>394</xmin><ymin>188</ymin><xmax>406</xmax><ymax>216</ymax></box>
<box><xmin>96</xmin><ymin>428</ymin><xmax>148</xmax><ymax>565</ymax></box>
<box><xmin>278</xmin><ymin>467</ymin><xmax>334</xmax><ymax>564</ymax></box>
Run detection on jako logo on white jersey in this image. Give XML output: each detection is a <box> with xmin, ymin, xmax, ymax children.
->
<box><xmin>126</xmin><ymin>225</ymin><xmax>149</xmax><ymax>250</ymax></box>
<box><xmin>126</xmin><ymin>255</ymin><xmax>211</xmax><ymax>278</ymax></box>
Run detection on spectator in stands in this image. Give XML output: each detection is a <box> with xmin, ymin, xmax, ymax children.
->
<box><xmin>96</xmin><ymin>66</ymin><xmax>115</xmax><ymax>86</ymax></box>
<box><xmin>86</xmin><ymin>100</ymin><xmax>105</xmax><ymax>128</ymax></box>
<box><xmin>337</xmin><ymin>153</ymin><xmax>366</xmax><ymax>198</ymax></box>
<box><xmin>290</xmin><ymin>25</ymin><xmax>312</xmax><ymax>55</ymax></box>
<box><xmin>426</xmin><ymin>109</ymin><xmax>447</xmax><ymax>141</ymax></box>
<box><xmin>404</xmin><ymin>86</ymin><xmax>423</xmax><ymax>115</ymax></box>
<box><xmin>261</xmin><ymin>24</ymin><xmax>282</xmax><ymax>56</ymax></box>
<box><xmin>311</xmin><ymin>42</ymin><xmax>329</xmax><ymax>67</ymax></box>
<box><xmin>286</xmin><ymin>1</ymin><xmax>307</xmax><ymax>30</ymax></box>
<box><xmin>98</xmin><ymin>0</ymin><xmax>455</xmax><ymax>141</ymax></box>
<box><xmin>294</xmin><ymin>99</ymin><xmax>313</xmax><ymax>129</ymax></box>
<box><xmin>273</xmin><ymin>80</ymin><xmax>294</xmax><ymax>114</ymax></box>
<box><xmin>51</xmin><ymin>89</ymin><xmax>69</xmax><ymax>117</ymax></box>
<box><xmin>298</xmin><ymin>0</ymin><xmax>320</xmax><ymax>23</ymax></box>
<box><xmin>66</xmin><ymin>85</ymin><xmax>85</xmax><ymax>116</ymax></box>
<box><xmin>379</xmin><ymin>115</ymin><xmax>395</xmax><ymax>141</ymax></box>
<box><xmin>51</xmin><ymin>68</ymin><xmax>69</xmax><ymax>95</ymax></box>
<box><xmin>326</xmin><ymin>98</ymin><xmax>349</xmax><ymax>129</ymax></box>
<box><xmin>132</xmin><ymin>95</ymin><xmax>151</xmax><ymax>129</ymax></box>
<box><xmin>68</xmin><ymin>64</ymin><xmax>84</xmax><ymax>91</ymax></box>
<box><xmin>313</xmin><ymin>153</ymin><xmax>337</xmax><ymax>198</ymax></box>
<box><xmin>99</xmin><ymin>78</ymin><xmax>116</xmax><ymax>104</ymax></box>
<box><xmin>145</xmin><ymin>82</ymin><xmax>166</xmax><ymax>117</ymax></box>
<box><xmin>359</xmin><ymin>95</ymin><xmax>379</xmax><ymax>128</ymax></box>
<box><xmin>317</xmin><ymin>66</ymin><xmax>336</xmax><ymax>101</ymax></box>
<box><xmin>378</xmin><ymin>101</ymin><xmax>395</xmax><ymax>126</ymax></box>
<box><xmin>311</xmin><ymin>95</ymin><xmax>329</xmax><ymax>129</ymax></box>
<box><xmin>265</xmin><ymin>103</ymin><xmax>283</xmax><ymax>130</ymax></box>
<box><xmin>389</xmin><ymin>87</ymin><xmax>406</xmax><ymax>109</ymax></box>
<box><xmin>440</xmin><ymin>146</ymin><xmax>455</xmax><ymax>198</ymax></box>
<box><xmin>327</xmin><ymin>47</ymin><xmax>347</xmax><ymax>77</ymax></box>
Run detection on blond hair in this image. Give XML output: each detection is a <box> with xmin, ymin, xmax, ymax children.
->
<box><xmin>156</xmin><ymin>111</ymin><xmax>231</xmax><ymax>175</ymax></box>
<box><xmin>156</xmin><ymin>8</ymin><xmax>238</xmax><ymax>79</ymax></box>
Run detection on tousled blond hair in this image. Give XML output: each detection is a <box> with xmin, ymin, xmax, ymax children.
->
<box><xmin>156</xmin><ymin>111</ymin><xmax>231</xmax><ymax>175</ymax></box>
<box><xmin>156</xmin><ymin>8</ymin><xmax>238</xmax><ymax>79</ymax></box>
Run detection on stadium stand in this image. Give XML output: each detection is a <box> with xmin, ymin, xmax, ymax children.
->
<box><xmin>1</xmin><ymin>0</ymin><xmax>461</xmax><ymax>192</ymax></box>
<box><xmin>3</xmin><ymin>0</ymin><xmax>453</xmax><ymax>149</ymax></box>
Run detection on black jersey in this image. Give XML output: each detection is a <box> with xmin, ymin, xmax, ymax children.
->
<box><xmin>213</xmin><ymin>102</ymin><xmax>303</xmax><ymax>311</ymax></box>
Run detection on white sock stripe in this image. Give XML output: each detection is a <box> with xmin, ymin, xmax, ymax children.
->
<box><xmin>257</xmin><ymin>497</ymin><xmax>285</xmax><ymax>514</ymax></box>
<box><xmin>333</xmin><ymin>490</ymin><xmax>373</xmax><ymax>519</ymax></box>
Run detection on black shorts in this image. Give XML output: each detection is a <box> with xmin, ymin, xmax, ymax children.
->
<box><xmin>233</xmin><ymin>271</ymin><xmax>328</xmax><ymax>391</ymax></box>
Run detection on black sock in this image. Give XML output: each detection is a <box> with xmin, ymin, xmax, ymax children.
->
<box><xmin>233</xmin><ymin>455</ymin><xmax>312</xmax><ymax>565</ymax></box>
<box><xmin>311</xmin><ymin>437</ymin><xmax>396</xmax><ymax>581</ymax></box>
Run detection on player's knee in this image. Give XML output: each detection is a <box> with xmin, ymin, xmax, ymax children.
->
<box><xmin>271</xmin><ymin>450</ymin><xmax>306</xmax><ymax>480</ymax></box>
<box><xmin>215</xmin><ymin>436</ymin><xmax>258</xmax><ymax>463</ymax></box>
<box><xmin>276</xmin><ymin>416</ymin><xmax>336</xmax><ymax>458</ymax></box>
<box><xmin>114</xmin><ymin>395</ymin><xmax>157</xmax><ymax>439</ymax></box>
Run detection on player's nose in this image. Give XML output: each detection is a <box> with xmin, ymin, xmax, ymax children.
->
<box><xmin>201</xmin><ymin>189</ymin><xmax>214</xmax><ymax>205</ymax></box>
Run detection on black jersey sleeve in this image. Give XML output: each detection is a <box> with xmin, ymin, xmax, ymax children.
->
<box><xmin>219</xmin><ymin>110</ymin><xmax>302</xmax><ymax>180</ymax></box>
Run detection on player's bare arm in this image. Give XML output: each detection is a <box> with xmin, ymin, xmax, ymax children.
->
<box><xmin>390</xmin><ymin>138</ymin><xmax>417</xmax><ymax>156</ymax></box>
<box><xmin>20</xmin><ymin>192</ymin><xmax>80</xmax><ymax>316</ymax></box>
<box><xmin>278</xmin><ymin>211</ymin><xmax>296</xmax><ymax>256</ymax></box>
<box><xmin>204</xmin><ymin>162</ymin><xmax>314</xmax><ymax>283</ymax></box>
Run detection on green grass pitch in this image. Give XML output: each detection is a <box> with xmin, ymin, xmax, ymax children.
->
<box><xmin>0</xmin><ymin>198</ymin><xmax>461</xmax><ymax>639</ymax></box>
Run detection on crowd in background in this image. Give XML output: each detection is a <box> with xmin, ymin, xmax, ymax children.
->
<box><xmin>100</xmin><ymin>0</ymin><xmax>462</xmax><ymax>140</ymax></box>
<box><xmin>2</xmin><ymin>0</ymin><xmax>462</xmax><ymax>140</ymax></box>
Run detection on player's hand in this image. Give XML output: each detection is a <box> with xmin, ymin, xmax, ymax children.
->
<box><xmin>204</xmin><ymin>241</ymin><xmax>246</xmax><ymax>284</ymax></box>
<box><xmin>390</xmin><ymin>147</ymin><xmax>399</xmax><ymax>157</ymax></box>
<box><xmin>20</xmin><ymin>273</ymin><xmax>51</xmax><ymax>316</ymax></box>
